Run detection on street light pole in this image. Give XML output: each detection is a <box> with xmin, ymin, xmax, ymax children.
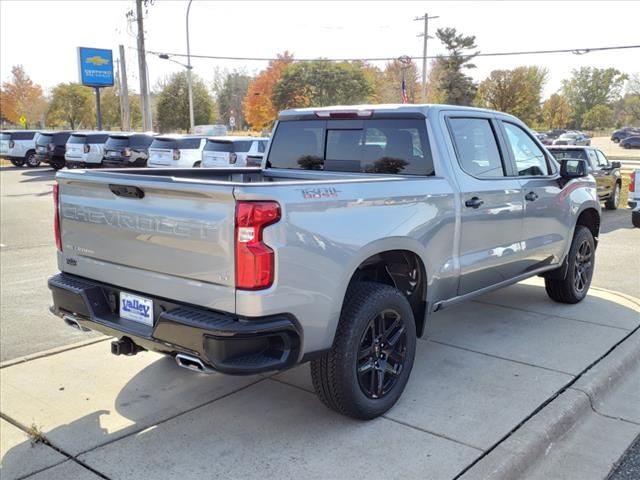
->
<box><xmin>186</xmin><ymin>0</ymin><xmax>195</xmax><ymax>133</ymax></box>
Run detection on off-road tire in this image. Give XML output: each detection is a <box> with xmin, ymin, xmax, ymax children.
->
<box><xmin>545</xmin><ymin>226</ymin><xmax>595</xmax><ymax>304</ymax></box>
<box><xmin>10</xmin><ymin>159</ymin><xmax>25</xmax><ymax>167</ymax></box>
<box><xmin>310</xmin><ymin>282</ymin><xmax>416</xmax><ymax>420</ymax></box>
<box><xmin>604</xmin><ymin>182</ymin><xmax>621</xmax><ymax>210</ymax></box>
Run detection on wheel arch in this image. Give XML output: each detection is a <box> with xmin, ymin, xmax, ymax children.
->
<box><xmin>338</xmin><ymin>243</ymin><xmax>429</xmax><ymax>338</ymax></box>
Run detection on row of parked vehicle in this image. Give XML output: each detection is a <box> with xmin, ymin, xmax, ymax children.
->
<box><xmin>0</xmin><ymin>130</ymin><xmax>270</xmax><ymax>170</ymax></box>
<box><xmin>610</xmin><ymin>127</ymin><xmax>640</xmax><ymax>148</ymax></box>
<box><xmin>533</xmin><ymin>129</ymin><xmax>592</xmax><ymax>146</ymax></box>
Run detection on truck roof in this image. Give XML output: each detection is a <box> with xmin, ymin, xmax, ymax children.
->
<box><xmin>278</xmin><ymin>103</ymin><xmax>510</xmax><ymax>120</ymax></box>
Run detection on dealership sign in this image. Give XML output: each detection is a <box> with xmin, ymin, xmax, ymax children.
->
<box><xmin>77</xmin><ymin>47</ymin><xmax>114</xmax><ymax>87</ymax></box>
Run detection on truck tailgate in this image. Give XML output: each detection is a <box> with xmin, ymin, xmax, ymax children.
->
<box><xmin>56</xmin><ymin>171</ymin><xmax>236</xmax><ymax>311</ymax></box>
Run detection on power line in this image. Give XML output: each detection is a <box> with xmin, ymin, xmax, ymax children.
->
<box><xmin>140</xmin><ymin>44</ymin><xmax>640</xmax><ymax>63</ymax></box>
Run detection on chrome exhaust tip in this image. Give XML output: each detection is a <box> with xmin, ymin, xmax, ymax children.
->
<box><xmin>175</xmin><ymin>353</ymin><xmax>214</xmax><ymax>374</ymax></box>
<box><xmin>62</xmin><ymin>314</ymin><xmax>91</xmax><ymax>332</ymax></box>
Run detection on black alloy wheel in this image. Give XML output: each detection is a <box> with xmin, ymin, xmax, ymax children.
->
<box><xmin>357</xmin><ymin>309</ymin><xmax>407</xmax><ymax>399</ymax></box>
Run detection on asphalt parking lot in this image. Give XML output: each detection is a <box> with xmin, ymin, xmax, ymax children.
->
<box><xmin>1</xmin><ymin>164</ymin><xmax>639</xmax><ymax>479</ymax></box>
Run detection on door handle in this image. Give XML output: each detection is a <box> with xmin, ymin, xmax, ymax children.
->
<box><xmin>465</xmin><ymin>197</ymin><xmax>484</xmax><ymax>209</ymax></box>
<box><xmin>525</xmin><ymin>191</ymin><xmax>539</xmax><ymax>202</ymax></box>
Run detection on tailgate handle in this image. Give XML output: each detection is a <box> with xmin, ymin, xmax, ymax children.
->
<box><xmin>109</xmin><ymin>184</ymin><xmax>145</xmax><ymax>199</ymax></box>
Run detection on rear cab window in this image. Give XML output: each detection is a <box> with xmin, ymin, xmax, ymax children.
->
<box><xmin>267</xmin><ymin>118</ymin><xmax>433</xmax><ymax>175</ymax></box>
<box><xmin>448</xmin><ymin>117</ymin><xmax>505</xmax><ymax>178</ymax></box>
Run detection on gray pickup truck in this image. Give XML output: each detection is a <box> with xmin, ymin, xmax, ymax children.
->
<box><xmin>48</xmin><ymin>104</ymin><xmax>600</xmax><ymax>419</ymax></box>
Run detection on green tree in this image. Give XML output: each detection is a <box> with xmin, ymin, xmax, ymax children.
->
<box><xmin>562</xmin><ymin>67</ymin><xmax>627</xmax><ymax>128</ymax></box>
<box><xmin>475</xmin><ymin>66</ymin><xmax>547</xmax><ymax>124</ymax></box>
<box><xmin>272</xmin><ymin>61</ymin><xmax>372</xmax><ymax>110</ymax></box>
<box><xmin>215</xmin><ymin>70</ymin><xmax>252</xmax><ymax>128</ymax></box>
<box><xmin>47</xmin><ymin>83</ymin><xmax>95</xmax><ymax>129</ymax></box>
<box><xmin>431</xmin><ymin>27</ymin><xmax>478</xmax><ymax>105</ymax></box>
<box><xmin>99</xmin><ymin>87</ymin><xmax>143</xmax><ymax>130</ymax></box>
<box><xmin>542</xmin><ymin>94</ymin><xmax>573</xmax><ymax>129</ymax></box>
<box><xmin>156</xmin><ymin>71</ymin><xmax>214</xmax><ymax>132</ymax></box>
<box><xmin>581</xmin><ymin>104</ymin><xmax>614</xmax><ymax>130</ymax></box>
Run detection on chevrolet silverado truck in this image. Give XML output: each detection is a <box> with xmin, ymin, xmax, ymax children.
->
<box><xmin>48</xmin><ymin>105</ymin><xmax>600</xmax><ymax>419</ymax></box>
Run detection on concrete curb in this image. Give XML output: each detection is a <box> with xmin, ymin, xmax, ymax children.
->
<box><xmin>0</xmin><ymin>337</ymin><xmax>109</xmax><ymax>369</ymax></box>
<box><xmin>571</xmin><ymin>330</ymin><xmax>640</xmax><ymax>406</ymax></box>
<box><xmin>460</xmin><ymin>328</ymin><xmax>640</xmax><ymax>480</ymax></box>
<box><xmin>460</xmin><ymin>389</ymin><xmax>592</xmax><ymax>480</ymax></box>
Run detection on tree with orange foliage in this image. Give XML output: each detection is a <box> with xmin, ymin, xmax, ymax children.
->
<box><xmin>243</xmin><ymin>52</ymin><xmax>293</xmax><ymax>131</ymax></box>
<box><xmin>1</xmin><ymin>65</ymin><xmax>47</xmax><ymax>127</ymax></box>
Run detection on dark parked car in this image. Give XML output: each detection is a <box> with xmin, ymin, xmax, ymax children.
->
<box><xmin>611</xmin><ymin>128</ymin><xmax>640</xmax><ymax>143</ymax></box>
<box><xmin>620</xmin><ymin>136</ymin><xmax>640</xmax><ymax>149</ymax></box>
<box><xmin>34</xmin><ymin>131</ymin><xmax>72</xmax><ymax>170</ymax></box>
<box><xmin>546</xmin><ymin>129</ymin><xmax>567</xmax><ymax>140</ymax></box>
<box><xmin>548</xmin><ymin>146</ymin><xmax>622</xmax><ymax>209</ymax></box>
<box><xmin>102</xmin><ymin>133</ymin><xmax>156</xmax><ymax>168</ymax></box>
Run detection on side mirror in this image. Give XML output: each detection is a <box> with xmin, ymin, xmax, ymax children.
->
<box><xmin>560</xmin><ymin>158</ymin><xmax>589</xmax><ymax>179</ymax></box>
<box><xmin>245</xmin><ymin>154</ymin><xmax>263</xmax><ymax>168</ymax></box>
<box><xmin>611</xmin><ymin>161</ymin><xmax>622</xmax><ymax>169</ymax></box>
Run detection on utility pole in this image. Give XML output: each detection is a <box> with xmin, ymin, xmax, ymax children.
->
<box><xmin>119</xmin><ymin>45</ymin><xmax>131</xmax><ymax>131</ymax></box>
<box><xmin>415</xmin><ymin>13</ymin><xmax>439</xmax><ymax>102</ymax></box>
<box><xmin>135</xmin><ymin>0</ymin><xmax>152</xmax><ymax>130</ymax></box>
<box><xmin>186</xmin><ymin>0</ymin><xmax>195</xmax><ymax>133</ymax></box>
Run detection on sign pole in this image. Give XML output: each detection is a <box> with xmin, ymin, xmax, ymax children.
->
<box><xmin>95</xmin><ymin>87</ymin><xmax>102</xmax><ymax>130</ymax></box>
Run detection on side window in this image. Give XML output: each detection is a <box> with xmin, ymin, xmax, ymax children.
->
<box><xmin>449</xmin><ymin>117</ymin><xmax>505</xmax><ymax>178</ymax></box>
<box><xmin>502</xmin><ymin>122</ymin><xmax>549</xmax><ymax>176</ymax></box>
<box><xmin>595</xmin><ymin>150</ymin><xmax>609</xmax><ymax>167</ymax></box>
<box><xmin>586</xmin><ymin>150</ymin><xmax>598</xmax><ymax>169</ymax></box>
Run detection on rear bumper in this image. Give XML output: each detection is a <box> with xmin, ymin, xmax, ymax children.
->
<box><xmin>48</xmin><ymin>273</ymin><xmax>301</xmax><ymax>374</ymax></box>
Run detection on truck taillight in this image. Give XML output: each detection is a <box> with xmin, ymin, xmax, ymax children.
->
<box><xmin>229</xmin><ymin>152</ymin><xmax>237</xmax><ymax>164</ymax></box>
<box><xmin>172</xmin><ymin>148</ymin><xmax>181</xmax><ymax>161</ymax></box>
<box><xmin>235</xmin><ymin>201</ymin><xmax>280</xmax><ymax>290</ymax></box>
<box><xmin>630</xmin><ymin>172</ymin><xmax>636</xmax><ymax>193</ymax></box>
<box><xmin>53</xmin><ymin>183</ymin><xmax>61</xmax><ymax>251</ymax></box>
<box><xmin>8</xmin><ymin>140</ymin><xmax>15</xmax><ymax>149</ymax></box>
<box><xmin>84</xmin><ymin>144</ymin><xmax>90</xmax><ymax>153</ymax></box>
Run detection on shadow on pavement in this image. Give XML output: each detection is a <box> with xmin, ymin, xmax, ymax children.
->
<box><xmin>1</xmin><ymin>283</ymin><xmax>638</xmax><ymax>479</ymax></box>
<box><xmin>18</xmin><ymin>169</ymin><xmax>57</xmax><ymax>183</ymax></box>
<box><xmin>600</xmin><ymin>209</ymin><xmax>636</xmax><ymax>234</ymax></box>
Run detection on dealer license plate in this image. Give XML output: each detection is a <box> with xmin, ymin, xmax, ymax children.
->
<box><xmin>119</xmin><ymin>292</ymin><xmax>154</xmax><ymax>326</ymax></box>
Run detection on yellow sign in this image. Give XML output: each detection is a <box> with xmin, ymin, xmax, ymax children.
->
<box><xmin>86</xmin><ymin>55</ymin><xmax>109</xmax><ymax>66</ymax></box>
<box><xmin>19</xmin><ymin>116</ymin><xmax>26</xmax><ymax>125</ymax></box>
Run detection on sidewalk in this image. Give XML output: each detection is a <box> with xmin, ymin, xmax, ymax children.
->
<box><xmin>1</xmin><ymin>278</ymin><xmax>639</xmax><ymax>479</ymax></box>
